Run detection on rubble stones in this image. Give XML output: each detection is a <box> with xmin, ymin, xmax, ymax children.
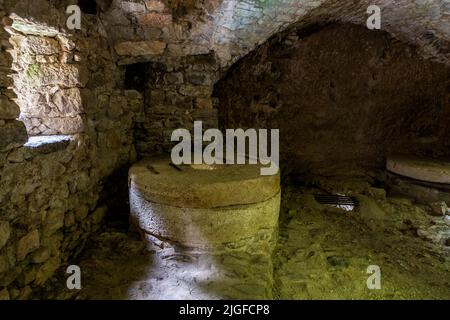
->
<box><xmin>429</xmin><ymin>201</ymin><xmax>448</xmax><ymax>216</ymax></box>
<box><xmin>0</xmin><ymin>221</ymin><xmax>10</xmax><ymax>249</ymax></box>
<box><xmin>16</xmin><ymin>230</ymin><xmax>40</xmax><ymax>261</ymax></box>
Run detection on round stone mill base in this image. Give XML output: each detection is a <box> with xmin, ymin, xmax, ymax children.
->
<box><xmin>128</xmin><ymin>158</ymin><xmax>280</xmax><ymax>249</ymax></box>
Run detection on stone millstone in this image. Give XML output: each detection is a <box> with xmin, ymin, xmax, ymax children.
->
<box><xmin>129</xmin><ymin>158</ymin><xmax>280</xmax><ymax>247</ymax></box>
<box><xmin>129</xmin><ymin>157</ymin><xmax>280</xmax><ymax>208</ymax></box>
<box><xmin>387</xmin><ymin>156</ymin><xmax>450</xmax><ymax>184</ymax></box>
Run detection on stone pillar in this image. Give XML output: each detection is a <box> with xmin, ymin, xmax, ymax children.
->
<box><xmin>0</xmin><ymin>2</ymin><xmax>27</xmax><ymax>153</ymax></box>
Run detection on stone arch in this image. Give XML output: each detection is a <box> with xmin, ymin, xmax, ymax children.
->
<box><xmin>212</xmin><ymin>21</ymin><xmax>450</xmax><ymax>176</ymax></box>
<box><xmin>100</xmin><ymin>0</ymin><xmax>449</xmax><ymax>161</ymax></box>
<box><xmin>103</xmin><ymin>0</ymin><xmax>448</xmax><ymax>159</ymax></box>
<box><xmin>209</xmin><ymin>0</ymin><xmax>449</xmax><ymax>68</ymax></box>
<box><xmin>104</xmin><ymin>0</ymin><xmax>449</xmax><ymax>67</ymax></box>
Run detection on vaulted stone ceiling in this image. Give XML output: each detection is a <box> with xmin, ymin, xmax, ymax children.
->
<box><xmin>5</xmin><ymin>0</ymin><xmax>450</xmax><ymax>68</ymax></box>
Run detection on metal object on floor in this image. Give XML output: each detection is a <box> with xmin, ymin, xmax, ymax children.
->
<box><xmin>314</xmin><ymin>194</ymin><xmax>358</xmax><ymax>211</ymax></box>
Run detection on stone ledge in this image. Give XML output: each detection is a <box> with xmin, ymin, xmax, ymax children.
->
<box><xmin>23</xmin><ymin>135</ymin><xmax>73</xmax><ymax>154</ymax></box>
<box><xmin>387</xmin><ymin>156</ymin><xmax>450</xmax><ymax>184</ymax></box>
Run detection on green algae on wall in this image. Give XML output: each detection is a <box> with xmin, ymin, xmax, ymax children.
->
<box><xmin>25</xmin><ymin>64</ymin><xmax>41</xmax><ymax>85</ymax></box>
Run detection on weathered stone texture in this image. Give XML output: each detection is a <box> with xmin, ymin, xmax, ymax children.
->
<box><xmin>16</xmin><ymin>230</ymin><xmax>40</xmax><ymax>261</ymax></box>
<box><xmin>0</xmin><ymin>120</ymin><xmax>28</xmax><ymax>151</ymax></box>
<box><xmin>214</xmin><ymin>24</ymin><xmax>450</xmax><ymax>176</ymax></box>
<box><xmin>0</xmin><ymin>0</ymin><xmax>448</xmax><ymax>300</ymax></box>
<box><xmin>0</xmin><ymin>7</ymin><xmax>27</xmax><ymax>151</ymax></box>
<box><xmin>0</xmin><ymin>1</ymin><xmax>144</xmax><ymax>298</ymax></box>
<box><xmin>8</xmin><ymin>29</ymin><xmax>90</xmax><ymax>136</ymax></box>
<box><xmin>101</xmin><ymin>0</ymin><xmax>450</xmax><ymax>68</ymax></box>
<box><xmin>0</xmin><ymin>221</ymin><xmax>10</xmax><ymax>250</ymax></box>
<box><xmin>114</xmin><ymin>40</ymin><xmax>166</xmax><ymax>57</ymax></box>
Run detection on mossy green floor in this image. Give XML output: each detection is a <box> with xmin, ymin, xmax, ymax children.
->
<box><xmin>38</xmin><ymin>181</ymin><xmax>450</xmax><ymax>300</ymax></box>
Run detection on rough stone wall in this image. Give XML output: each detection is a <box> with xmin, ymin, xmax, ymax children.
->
<box><xmin>9</xmin><ymin>30</ymin><xmax>88</xmax><ymax>136</ymax></box>
<box><xmin>127</xmin><ymin>56</ymin><xmax>219</xmax><ymax>156</ymax></box>
<box><xmin>104</xmin><ymin>0</ymin><xmax>449</xmax><ymax>68</ymax></box>
<box><xmin>208</xmin><ymin>0</ymin><xmax>449</xmax><ymax>67</ymax></box>
<box><xmin>214</xmin><ymin>23</ymin><xmax>450</xmax><ymax>176</ymax></box>
<box><xmin>0</xmin><ymin>3</ymin><xmax>28</xmax><ymax>153</ymax></box>
<box><xmin>102</xmin><ymin>0</ymin><xmax>221</xmax><ymax>156</ymax></box>
<box><xmin>102</xmin><ymin>0</ymin><xmax>449</xmax><ymax>157</ymax></box>
<box><xmin>0</xmin><ymin>0</ymin><xmax>448</xmax><ymax>299</ymax></box>
<box><xmin>0</xmin><ymin>0</ymin><xmax>143</xmax><ymax>299</ymax></box>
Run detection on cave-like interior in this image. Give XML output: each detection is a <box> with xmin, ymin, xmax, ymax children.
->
<box><xmin>0</xmin><ymin>0</ymin><xmax>449</xmax><ymax>300</ymax></box>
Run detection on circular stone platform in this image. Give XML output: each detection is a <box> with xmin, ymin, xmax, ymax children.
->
<box><xmin>387</xmin><ymin>156</ymin><xmax>450</xmax><ymax>184</ymax></box>
<box><xmin>129</xmin><ymin>158</ymin><xmax>281</xmax><ymax>248</ymax></box>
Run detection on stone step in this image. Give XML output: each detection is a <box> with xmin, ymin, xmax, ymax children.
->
<box><xmin>387</xmin><ymin>156</ymin><xmax>450</xmax><ymax>184</ymax></box>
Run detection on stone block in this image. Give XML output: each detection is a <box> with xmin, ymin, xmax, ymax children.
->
<box><xmin>35</xmin><ymin>255</ymin><xmax>60</xmax><ymax>285</ymax></box>
<box><xmin>387</xmin><ymin>173</ymin><xmax>450</xmax><ymax>204</ymax></box>
<box><xmin>0</xmin><ymin>96</ymin><xmax>20</xmax><ymax>119</ymax></box>
<box><xmin>0</xmin><ymin>120</ymin><xmax>27</xmax><ymax>151</ymax></box>
<box><xmin>0</xmin><ymin>221</ymin><xmax>10</xmax><ymax>250</ymax></box>
<box><xmin>185</xmin><ymin>71</ymin><xmax>211</xmax><ymax>85</ymax></box>
<box><xmin>164</xmin><ymin>72</ymin><xmax>183</xmax><ymax>85</ymax></box>
<box><xmin>195</xmin><ymin>97</ymin><xmax>213</xmax><ymax>109</ymax></box>
<box><xmin>31</xmin><ymin>247</ymin><xmax>50</xmax><ymax>264</ymax></box>
<box><xmin>114</xmin><ymin>41</ymin><xmax>166</xmax><ymax>57</ymax></box>
<box><xmin>23</xmin><ymin>63</ymin><xmax>89</xmax><ymax>88</ymax></box>
<box><xmin>91</xmin><ymin>206</ymin><xmax>107</xmax><ymax>224</ymax></box>
<box><xmin>0</xmin><ymin>71</ymin><xmax>13</xmax><ymax>87</ymax></box>
<box><xmin>144</xmin><ymin>0</ymin><xmax>166</xmax><ymax>12</ymax></box>
<box><xmin>178</xmin><ymin>84</ymin><xmax>212</xmax><ymax>97</ymax></box>
<box><xmin>136</xmin><ymin>12</ymin><xmax>172</xmax><ymax>27</ymax></box>
<box><xmin>0</xmin><ymin>289</ymin><xmax>9</xmax><ymax>300</ymax></box>
<box><xmin>44</xmin><ymin>210</ymin><xmax>65</xmax><ymax>235</ymax></box>
<box><xmin>17</xmin><ymin>229</ymin><xmax>40</xmax><ymax>261</ymax></box>
<box><xmin>22</xmin><ymin>116</ymin><xmax>84</xmax><ymax>135</ymax></box>
<box><xmin>51</xmin><ymin>88</ymin><xmax>83</xmax><ymax>116</ymax></box>
<box><xmin>429</xmin><ymin>201</ymin><xmax>448</xmax><ymax>216</ymax></box>
<box><xmin>121</xmin><ymin>1</ymin><xmax>146</xmax><ymax>13</ymax></box>
<box><xmin>14</xmin><ymin>35</ymin><xmax>59</xmax><ymax>55</ymax></box>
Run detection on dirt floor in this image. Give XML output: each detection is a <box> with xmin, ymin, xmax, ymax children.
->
<box><xmin>35</xmin><ymin>175</ymin><xmax>450</xmax><ymax>300</ymax></box>
<box><xmin>275</xmin><ymin>185</ymin><xmax>450</xmax><ymax>299</ymax></box>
